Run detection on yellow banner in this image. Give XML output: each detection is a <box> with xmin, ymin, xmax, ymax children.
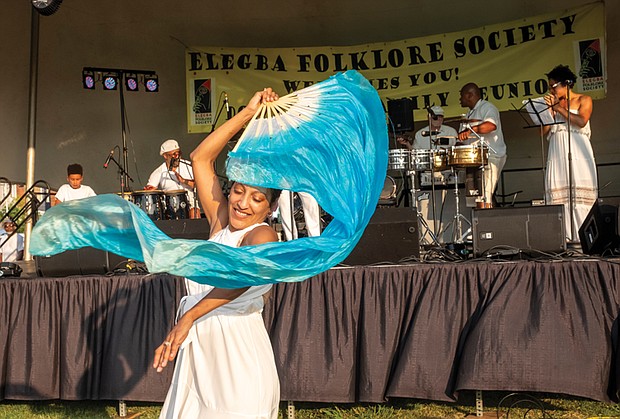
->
<box><xmin>186</xmin><ymin>2</ymin><xmax>605</xmax><ymax>133</ymax></box>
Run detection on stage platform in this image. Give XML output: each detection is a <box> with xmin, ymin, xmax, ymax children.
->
<box><xmin>1</xmin><ymin>258</ymin><xmax>620</xmax><ymax>404</ymax></box>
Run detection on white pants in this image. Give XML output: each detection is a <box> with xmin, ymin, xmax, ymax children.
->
<box><xmin>278</xmin><ymin>191</ymin><xmax>321</xmax><ymax>240</ymax></box>
<box><xmin>481</xmin><ymin>154</ymin><xmax>507</xmax><ymax>205</ymax></box>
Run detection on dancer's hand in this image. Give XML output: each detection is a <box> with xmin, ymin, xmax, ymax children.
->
<box><xmin>244</xmin><ymin>88</ymin><xmax>279</xmax><ymax>115</ymax></box>
<box><xmin>152</xmin><ymin>315</ymin><xmax>193</xmax><ymax>372</ymax></box>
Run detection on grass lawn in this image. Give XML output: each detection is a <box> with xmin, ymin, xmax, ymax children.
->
<box><xmin>1</xmin><ymin>392</ymin><xmax>620</xmax><ymax>418</ymax></box>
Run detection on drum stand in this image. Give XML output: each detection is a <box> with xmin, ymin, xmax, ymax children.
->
<box><xmin>442</xmin><ymin>166</ymin><xmax>471</xmax><ymax>244</ymax></box>
<box><xmin>406</xmin><ymin>169</ymin><xmax>440</xmax><ymax>246</ymax></box>
<box><xmin>463</xmin><ymin>125</ymin><xmax>496</xmax><ymax>208</ymax></box>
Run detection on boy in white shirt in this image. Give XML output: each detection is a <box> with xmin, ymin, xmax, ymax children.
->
<box><xmin>53</xmin><ymin>163</ymin><xmax>97</xmax><ymax>205</ymax></box>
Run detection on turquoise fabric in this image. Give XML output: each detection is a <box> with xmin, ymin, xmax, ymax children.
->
<box><xmin>30</xmin><ymin>70</ymin><xmax>388</xmax><ymax>288</ymax></box>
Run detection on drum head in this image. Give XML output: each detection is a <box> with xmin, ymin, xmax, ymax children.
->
<box><xmin>380</xmin><ymin>176</ymin><xmax>397</xmax><ymax>200</ymax></box>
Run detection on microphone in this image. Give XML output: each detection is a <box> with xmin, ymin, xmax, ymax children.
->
<box><xmin>426</xmin><ymin>106</ymin><xmax>436</xmax><ymax>117</ymax></box>
<box><xmin>168</xmin><ymin>156</ymin><xmax>179</xmax><ymax>171</ymax></box>
<box><xmin>103</xmin><ymin>149</ymin><xmax>114</xmax><ymax>169</ymax></box>
<box><xmin>224</xmin><ymin>92</ymin><xmax>231</xmax><ymax>119</ymax></box>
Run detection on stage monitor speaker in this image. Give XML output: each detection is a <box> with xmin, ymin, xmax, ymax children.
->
<box><xmin>154</xmin><ymin>218</ymin><xmax>211</xmax><ymax>240</ymax></box>
<box><xmin>342</xmin><ymin>207</ymin><xmax>419</xmax><ymax>265</ymax></box>
<box><xmin>387</xmin><ymin>98</ymin><xmax>414</xmax><ymax>132</ymax></box>
<box><xmin>472</xmin><ymin>205</ymin><xmax>566</xmax><ymax>257</ymax></box>
<box><xmin>35</xmin><ymin>247</ymin><xmax>111</xmax><ymax>277</ymax></box>
<box><xmin>0</xmin><ymin>262</ymin><xmax>22</xmax><ymax>278</ymax></box>
<box><xmin>578</xmin><ymin>197</ymin><xmax>620</xmax><ymax>255</ymax></box>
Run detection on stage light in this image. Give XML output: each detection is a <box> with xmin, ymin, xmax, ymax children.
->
<box><xmin>144</xmin><ymin>74</ymin><xmax>159</xmax><ymax>92</ymax></box>
<box><xmin>103</xmin><ymin>73</ymin><xmax>119</xmax><ymax>91</ymax></box>
<box><xmin>125</xmin><ymin>73</ymin><xmax>139</xmax><ymax>92</ymax></box>
<box><xmin>32</xmin><ymin>0</ymin><xmax>63</xmax><ymax>16</ymax></box>
<box><xmin>82</xmin><ymin>70</ymin><xmax>95</xmax><ymax>90</ymax></box>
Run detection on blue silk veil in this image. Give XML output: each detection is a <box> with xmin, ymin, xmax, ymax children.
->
<box><xmin>30</xmin><ymin>70</ymin><xmax>388</xmax><ymax>288</ymax></box>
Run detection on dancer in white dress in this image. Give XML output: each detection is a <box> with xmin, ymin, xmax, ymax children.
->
<box><xmin>544</xmin><ymin>65</ymin><xmax>597</xmax><ymax>241</ymax></box>
<box><xmin>153</xmin><ymin>88</ymin><xmax>282</xmax><ymax>418</ymax></box>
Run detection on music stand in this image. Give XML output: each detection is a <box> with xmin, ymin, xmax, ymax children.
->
<box><xmin>512</xmin><ymin>98</ymin><xmax>563</xmax><ymax>206</ymax></box>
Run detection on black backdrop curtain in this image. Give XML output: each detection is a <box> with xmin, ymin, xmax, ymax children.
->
<box><xmin>1</xmin><ymin>260</ymin><xmax>619</xmax><ymax>403</ymax></box>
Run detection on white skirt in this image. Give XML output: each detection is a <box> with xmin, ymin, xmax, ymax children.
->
<box><xmin>160</xmin><ymin>310</ymin><xmax>280</xmax><ymax>419</ymax></box>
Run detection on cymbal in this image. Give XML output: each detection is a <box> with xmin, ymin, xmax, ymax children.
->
<box><xmin>443</xmin><ymin>115</ymin><xmax>483</xmax><ymax>123</ymax></box>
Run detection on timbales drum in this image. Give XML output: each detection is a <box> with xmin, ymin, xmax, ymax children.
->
<box><xmin>412</xmin><ymin>149</ymin><xmax>448</xmax><ymax>171</ymax></box>
<box><xmin>448</xmin><ymin>144</ymin><xmax>489</xmax><ymax>167</ymax></box>
<box><xmin>388</xmin><ymin>149</ymin><xmax>412</xmax><ymax>170</ymax></box>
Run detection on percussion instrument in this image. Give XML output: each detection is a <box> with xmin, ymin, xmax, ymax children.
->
<box><xmin>448</xmin><ymin>144</ymin><xmax>488</xmax><ymax>167</ymax></box>
<box><xmin>131</xmin><ymin>190</ymin><xmax>164</xmax><ymax>221</ymax></box>
<box><xmin>388</xmin><ymin>149</ymin><xmax>412</xmax><ymax>170</ymax></box>
<box><xmin>419</xmin><ymin>168</ymin><xmax>465</xmax><ymax>187</ymax></box>
<box><xmin>412</xmin><ymin>149</ymin><xmax>448</xmax><ymax>172</ymax></box>
<box><xmin>162</xmin><ymin>190</ymin><xmax>190</xmax><ymax>220</ymax></box>
<box><xmin>380</xmin><ymin>176</ymin><xmax>397</xmax><ymax>200</ymax></box>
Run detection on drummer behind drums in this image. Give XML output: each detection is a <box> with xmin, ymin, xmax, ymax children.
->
<box><xmin>399</xmin><ymin>106</ymin><xmax>461</xmax><ymax>242</ymax></box>
<box><xmin>145</xmin><ymin>139</ymin><xmax>200</xmax><ymax>218</ymax></box>
<box><xmin>457</xmin><ymin>83</ymin><xmax>507</xmax><ymax>208</ymax></box>
<box><xmin>395</xmin><ymin>106</ymin><xmax>457</xmax><ymax>151</ymax></box>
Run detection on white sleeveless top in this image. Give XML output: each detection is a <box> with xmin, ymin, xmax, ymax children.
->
<box><xmin>549</xmin><ymin>108</ymin><xmax>591</xmax><ymax>138</ymax></box>
<box><xmin>180</xmin><ymin>223</ymin><xmax>273</xmax><ymax>319</ymax></box>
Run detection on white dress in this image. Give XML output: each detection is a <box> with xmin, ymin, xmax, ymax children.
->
<box><xmin>545</xmin><ymin>109</ymin><xmax>597</xmax><ymax>241</ymax></box>
<box><xmin>160</xmin><ymin>223</ymin><xmax>280</xmax><ymax>419</ymax></box>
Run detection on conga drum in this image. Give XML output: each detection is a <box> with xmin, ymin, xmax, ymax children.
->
<box><xmin>163</xmin><ymin>190</ymin><xmax>190</xmax><ymax>220</ymax></box>
<box><xmin>131</xmin><ymin>190</ymin><xmax>164</xmax><ymax>221</ymax></box>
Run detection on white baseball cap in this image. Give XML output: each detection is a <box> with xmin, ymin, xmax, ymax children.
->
<box><xmin>160</xmin><ymin>139</ymin><xmax>180</xmax><ymax>156</ymax></box>
<box><xmin>430</xmin><ymin>105</ymin><xmax>444</xmax><ymax>116</ymax></box>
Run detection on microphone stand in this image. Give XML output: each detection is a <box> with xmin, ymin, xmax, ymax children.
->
<box><xmin>565</xmin><ymin>86</ymin><xmax>576</xmax><ymax>242</ymax></box>
<box><xmin>107</xmin><ymin>155</ymin><xmax>134</xmax><ymax>196</ymax></box>
<box><xmin>425</xmin><ymin>112</ymin><xmax>439</xmax><ymax>239</ymax></box>
<box><xmin>210</xmin><ymin>92</ymin><xmax>227</xmax><ymax>134</ymax></box>
<box><xmin>209</xmin><ymin>92</ymin><xmax>228</xmax><ymax>175</ymax></box>
<box><xmin>288</xmin><ymin>192</ymin><xmax>296</xmax><ymax>240</ymax></box>
<box><xmin>118</xmin><ymin>83</ymin><xmax>131</xmax><ymax>195</ymax></box>
<box><xmin>177</xmin><ymin>158</ymin><xmax>200</xmax><ymax>218</ymax></box>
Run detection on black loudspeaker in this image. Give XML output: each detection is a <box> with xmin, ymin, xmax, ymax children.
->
<box><xmin>578</xmin><ymin>198</ymin><xmax>620</xmax><ymax>255</ymax></box>
<box><xmin>387</xmin><ymin>98</ymin><xmax>414</xmax><ymax>132</ymax></box>
<box><xmin>35</xmin><ymin>247</ymin><xmax>111</xmax><ymax>277</ymax></box>
<box><xmin>34</xmin><ymin>220</ymin><xmax>212</xmax><ymax>277</ymax></box>
<box><xmin>472</xmin><ymin>205</ymin><xmax>566</xmax><ymax>257</ymax></box>
<box><xmin>154</xmin><ymin>219</ymin><xmax>211</xmax><ymax>240</ymax></box>
<box><xmin>0</xmin><ymin>262</ymin><xmax>22</xmax><ymax>278</ymax></box>
<box><xmin>342</xmin><ymin>207</ymin><xmax>419</xmax><ymax>265</ymax></box>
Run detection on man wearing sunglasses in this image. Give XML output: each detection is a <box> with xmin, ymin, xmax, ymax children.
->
<box><xmin>0</xmin><ymin>220</ymin><xmax>24</xmax><ymax>262</ymax></box>
<box><xmin>145</xmin><ymin>139</ymin><xmax>200</xmax><ymax>218</ymax></box>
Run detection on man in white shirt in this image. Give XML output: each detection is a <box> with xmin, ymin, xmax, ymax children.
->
<box><xmin>458</xmin><ymin>83</ymin><xmax>507</xmax><ymax>207</ymax></box>
<box><xmin>0</xmin><ymin>219</ymin><xmax>24</xmax><ymax>262</ymax></box>
<box><xmin>53</xmin><ymin>163</ymin><xmax>97</xmax><ymax>205</ymax></box>
<box><xmin>397</xmin><ymin>106</ymin><xmax>465</xmax><ymax>243</ymax></box>
<box><xmin>145</xmin><ymin>139</ymin><xmax>200</xmax><ymax>218</ymax></box>
<box><xmin>413</xmin><ymin>106</ymin><xmax>458</xmax><ymax>150</ymax></box>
